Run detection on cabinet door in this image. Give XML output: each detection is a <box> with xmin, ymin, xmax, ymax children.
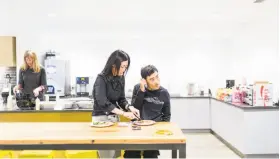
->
<box><xmin>0</xmin><ymin>36</ymin><xmax>16</xmax><ymax>67</ymax></box>
<box><xmin>171</xmin><ymin>98</ymin><xmax>210</xmax><ymax>129</ymax></box>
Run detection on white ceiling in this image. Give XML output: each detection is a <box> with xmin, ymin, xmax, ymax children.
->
<box><xmin>1</xmin><ymin>0</ymin><xmax>277</xmax><ymax>22</ymax></box>
<box><xmin>0</xmin><ymin>0</ymin><xmax>277</xmax><ymax>38</ymax></box>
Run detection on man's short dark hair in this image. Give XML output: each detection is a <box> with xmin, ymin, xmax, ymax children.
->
<box><xmin>141</xmin><ymin>65</ymin><xmax>158</xmax><ymax>79</ymax></box>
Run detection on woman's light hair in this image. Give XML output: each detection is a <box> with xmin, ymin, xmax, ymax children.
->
<box><xmin>20</xmin><ymin>50</ymin><xmax>41</xmax><ymax>73</ymax></box>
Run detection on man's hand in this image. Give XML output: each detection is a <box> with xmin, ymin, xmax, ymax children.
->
<box><xmin>140</xmin><ymin>79</ymin><xmax>147</xmax><ymax>92</ymax></box>
<box><xmin>128</xmin><ymin>106</ymin><xmax>140</xmax><ymax>118</ymax></box>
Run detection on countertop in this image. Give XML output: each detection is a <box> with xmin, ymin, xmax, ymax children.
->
<box><xmin>211</xmin><ymin>98</ymin><xmax>279</xmax><ymax>110</ymax></box>
<box><xmin>0</xmin><ymin>96</ymin><xmax>278</xmax><ymax>113</ymax></box>
<box><xmin>0</xmin><ymin>107</ymin><xmax>93</xmax><ymax>113</ymax></box>
<box><xmin>127</xmin><ymin>95</ymin><xmax>211</xmax><ymax>99</ymax></box>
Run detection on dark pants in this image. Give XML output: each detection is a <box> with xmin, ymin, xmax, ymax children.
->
<box><xmin>124</xmin><ymin>150</ymin><xmax>159</xmax><ymax>158</ymax></box>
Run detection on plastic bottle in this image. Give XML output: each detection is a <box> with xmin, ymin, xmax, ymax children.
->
<box><xmin>45</xmin><ymin>95</ymin><xmax>49</xmax><ymax>102</ymax></box>
<box><xmin>6</xmin><ymin>83</ymin><xmax>13</xmax><ymax>110</ymax></box>
<box><xmin>35</xmin><ymin>97</ymin><xmax>40</xmax><ymax>110</ymax></box>
<box><xmin>0</xmin><ymin>96</ymin><xmax>3</xmax><ymax>110</ymax></box>
<box><xmin>7</xmin><ymin>95</ymin><xmax>13</xmax><ymax>110</ymax></box>
<box><xmin>56</xmin><ymin>91</ymin><xmax>59</xmax><ymax>99</ymax></box>
<box><xmin>55</xmin><ymin>92</ymin><xmax>62</xmax><ymax>110</ymax></box>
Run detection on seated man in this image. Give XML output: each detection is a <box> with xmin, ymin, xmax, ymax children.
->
<box><xmin>124</xmin><ymin>65</ymin><xmax>171</xmax><ymax>159</ymax></box>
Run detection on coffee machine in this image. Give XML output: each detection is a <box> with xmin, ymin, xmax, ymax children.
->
<box><xmin>76</xmin><ymin>77</ymin><xmax>89</xmax><ymax>97</ymax></box>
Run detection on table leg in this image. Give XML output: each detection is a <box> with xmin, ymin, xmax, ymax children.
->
<box><xmin>179</xmin><ymin>144</ymin><xmax>186</xmax><ymax>159</ymax></box>
<box><xmin>172</xmin><ymin>150</ymin><xmax>177</xmax><ymax>158</ymax></box>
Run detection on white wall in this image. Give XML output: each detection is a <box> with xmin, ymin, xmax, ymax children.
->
<box><xmin>0</xmin><ymin>0</ymin><xmax>278</xmax><ymax>101</ymax></box>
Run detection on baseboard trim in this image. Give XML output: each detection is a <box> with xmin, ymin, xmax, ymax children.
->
<box><xmin>210</xmin><ymin>130</ymin><xmax>279</xmax><ymax>158</ymax></box>
<box><xmin>244</xmin><ymin>154</ymin><xmax>279</xmax><ymax>158</ymax></box>
<box><xmin>181</xmin><ymin>129</ymin><xmax>278</xmax><ymax>158</ymax></box>
<box><xmin>211</xmin><ymin>130</ymin><xmax>245</xmax><ymax>158</ymax></box>
<box><xmin>182</xmin><ymin>129</ymin><xmax>211</xmax><ymax>133</ymax></box>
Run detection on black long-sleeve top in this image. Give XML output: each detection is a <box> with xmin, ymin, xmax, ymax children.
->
<box><xmin>131</xmin><ymin>84</ymin><xmax>171</xmax><ymax>122</ymax></box>
<box><xmin>18</xmin><ymin>66</ymin><xmax>47</xmax><ymax>100</ymax></box>
<box><xmin>92</xmin><ymin>74</ymin><xmax>129</xmax><ymax>116</ymax></box>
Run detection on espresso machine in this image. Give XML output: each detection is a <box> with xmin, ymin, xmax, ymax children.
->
<box><xmin>76</xmin><ymin>77</ymin><xmax>90</xmax><ymax>97</ymax></box>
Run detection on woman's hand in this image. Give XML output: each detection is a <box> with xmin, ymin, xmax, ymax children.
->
<box><xmin>122</xmin><ymin>112</ymin><xmax>136</xmax><ymax>119</ymax></box>
<box><xmin>13</xmin><ymin>85</ymin><xmax>21</xmax><ymax>94</ymax></box>
<box><xmin>13</xmin><ymin>86</ymin><xmax>18</xmax><ymax>95</ymax></box>
<box><xmin>33</xmin><ymin>86</ymin><xmax>42</xmax><ymax>97</ymax></box>
<box><xmin>128</xmin><ymin>106</ymin><xmax>140</xmax><ymax>118</ymax></box>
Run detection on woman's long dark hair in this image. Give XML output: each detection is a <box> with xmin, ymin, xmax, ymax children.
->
<box><xmin>101</xmin><ymin>50</ymin><xmax>130</xmax><ymax>76</ymax></box>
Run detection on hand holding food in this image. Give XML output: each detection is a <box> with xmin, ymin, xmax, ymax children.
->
<box><xmin>128</xmin><ymin>106</ymin><xmax>140</xmax><ymax>118</ymax></box>
<box><xmin>123</xmin><ymin>112</ymin><xmax>136</xmax><ymax>119</ymax></box>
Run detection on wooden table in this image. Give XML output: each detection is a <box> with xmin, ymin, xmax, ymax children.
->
<box><xmin>0</xmin><ymin>122</ymin><xmax>186</xmax><ymax>158</ymax></box>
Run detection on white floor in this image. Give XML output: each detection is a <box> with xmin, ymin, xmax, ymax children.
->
<box><xmin>159</xmin><ymin>133</ymin><xmax>241</xmax><ymax>159</ymax></box>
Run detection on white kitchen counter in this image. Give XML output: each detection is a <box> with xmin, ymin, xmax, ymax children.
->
<box><xmin>211</xmin><ymin>99</ymin><xmax>279</xmax><ymax>157</ymax></box>
<box><xmin>169</xmin><ymin>96</ymin><xmax>279</xmax><ymax>158</ymax></box>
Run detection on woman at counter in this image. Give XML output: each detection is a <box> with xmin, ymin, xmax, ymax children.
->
<box><xmin>92</xmin><ymin>50</ymin><xmax>140</xmax><ymax>159</ymax></box>
<box><xmin>13</xmin><ymin>50</ymin><xmax>47</xmax><ymax>100</ymax></box>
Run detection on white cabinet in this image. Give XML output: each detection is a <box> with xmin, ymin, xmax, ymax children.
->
<box><xmin>210</xmin><ymin>99</ymin><xmax>245</xmax><ymax>152</ymax></box>
<box><xmin>171</xmin><ymin>98</ymin><xmax>210</xmax><ymax>129</ymax></box>
<box><xmin>210</xmin><ymin>99</ymin><xmax>279</xmax><ymax>155</ymax></box>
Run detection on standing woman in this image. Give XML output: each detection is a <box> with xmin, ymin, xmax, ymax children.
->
<box><xmin>92</xmin><ymin>50</ymin><xmax>140</xmax><ymax>159</ymax></box>
<box><xmin>13</xmin><ymin>50</ymin><xmax>47</xmax><ymax>100</ymax></box>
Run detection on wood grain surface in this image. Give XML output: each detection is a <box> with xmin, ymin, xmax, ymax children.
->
<box><xmin>0</xmin><ymin>122</ymin><xmax>186</xmax><ymax>144</ymax></box>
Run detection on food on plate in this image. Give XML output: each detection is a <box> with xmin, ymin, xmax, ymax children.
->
<box><xmin>92</xmin><ymin>121</ymin><xmax>106</xmax><ymax>125</ymax></box>
<box><xmin>91</xmin><ymin>121</ymin><xmax>114</xmax><ymax>127</ymax></box>
<box><xmin>133</xmin><ymin>120</ymin><xmax>155</xmax><ymax>126</ymax></box>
